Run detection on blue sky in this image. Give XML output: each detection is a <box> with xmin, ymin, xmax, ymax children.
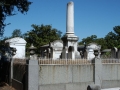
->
<box><xmin>4</xmin><ymin>0</ymin><xmax>120</xmax><ymax>41</ymax></box>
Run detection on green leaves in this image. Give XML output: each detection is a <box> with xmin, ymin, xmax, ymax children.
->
<box><xmin>104</xmin><ymin>31</ymin><xmax>117</xmax><ymax>48</ymax></box>
<box><xmin>11</xmin><ymin>29</ymin><xmax>22</xmax><ymax>38</ymax></box>
<box><xmin>79</xmin><ymin>25</ymin><xmax>120</xmax><ymax>50</ymax></box>
<box><xmin>113</xmin><ymin>26</ymin><xmax>120</xmax><ymax>35</ymax></box>
<box><xmin>24</xmin><ymin>24</ymin><xmax>62</xmax><ymax>55</ymax></box>
<box><xmin>79</xmin><ymin>35</ymin><xmax>97</xmax><ymax>45</ymax></box>
<box><xmin>0</xmin><ymin>0</ymin><xmax>32</xmax><ymax>36</ymax></box>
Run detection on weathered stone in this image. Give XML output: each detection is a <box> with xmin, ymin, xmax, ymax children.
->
<box><xmin>111</xmin><ymin>47</ymin><xmax>117</xmax><ymax>58</ymax></box>
<box><xmin>86</xmin><ymin>43</ymin><xmax>101</xmax><ymax>60</ymax></box>
<box><xmin>66</xmin><ymin>1</ymin><xmax>74</xmax><ymax>35</ymax></box>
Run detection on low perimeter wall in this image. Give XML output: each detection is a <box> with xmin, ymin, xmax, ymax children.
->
<box><xmin>39</xmin><ymin>65</ymin><xmax>94</xmax><ymax>90</ymax></box>
<box><xmin>11</xmin><ymin>58</ymin><xmax>120</xmax><ymax>90</ymax></box>
<box><xmin>102</xmin><ymin>64</ymin><xmax>120</xmax><ymax>88</ymax></box>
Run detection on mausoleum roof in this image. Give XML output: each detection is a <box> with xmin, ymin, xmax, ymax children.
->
<box><xmin>5</xmin><ymin>37</ymin><xmax>26</xmax><ymax>44</ymax></box>
<box><xmin>50</xmin><ymin>40</ymin><xmax>63</xmax><ymax>47</ymax></box>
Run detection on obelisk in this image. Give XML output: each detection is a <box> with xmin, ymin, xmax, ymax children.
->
<box><xmin>62</xmin><ymin>1</ymin><xmax>80</xmax><ymax>59</ymax></box>
<box><xmin>66</xmin><ymin>1</ymin><xmax>74</xmax><ymax>35</ymax></box>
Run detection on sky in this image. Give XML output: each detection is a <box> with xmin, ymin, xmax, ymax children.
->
<box><xmin>4</xmin><ymin>0</ymin><xmax>120</xmax><ymax>41</ymax></box>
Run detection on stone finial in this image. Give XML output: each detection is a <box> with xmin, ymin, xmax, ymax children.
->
<box><xmin>29</xmin><ymin>44</ymin><xmax>36</xmax><ymax>56</ymax></box>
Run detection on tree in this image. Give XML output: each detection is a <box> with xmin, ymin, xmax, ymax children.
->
<box><xmin>104</xmin><ymin>31</ymin><xmax>118</xmax><ymax>49</ymax></box>
<box><xmin>79</xmin><ymin>25</ymin><xmax>120</xmax><ymax>50</ymax></box>
<box><xmin>0</xmin><ymin>0</ymin><xmax>32</xmax><ymax>36</ymax></box>
<box><xmin>113</xmin><ymin>26</ymin><xmax>120</xmax><ymax>35</ymax></box>
<box><xmin>79</xmin><ymin>35</ymin><xmax>107</xmax><ymax>50</ymax></box>
<box><xmin>79</xmin><ymin>35</ymin><xmax>97</xmax><ymax>45</ymax></box>
<box><xmin>95</xmin><ymin>38</ymin><xmax>107</xmax><ymax>50</ymax></box>
<box><xmin>11</xmin><ymin>29</ymin><xmax>21</xmax><ymax>37</ymax></box>
<box><xmin>11</xmin><ymin>29</ymin><xmax>22</xmax><ymax>38</ymax></box>
<box><xmin>24</xmin><ymin>24</ymin><xmax>62</xmax><ymax>55</ymax></box>
<box><xmin>113</xmin><ymin>26</ymin><xmax>120</xmax><ymax>48</ymax></box>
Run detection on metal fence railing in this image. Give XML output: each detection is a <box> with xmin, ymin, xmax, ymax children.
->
<box><xmin>102</xmin><ymin>58</ymin><xmax>120</xmax><ymax>64</ymax></box>
<box><xmin>12</xmin><ymin>58</ymin><xmax>120</xmax><ymax>65</ymax></box>
<box><xmin>38</xmin><ymin>59</ymin><xmax>92</xmax><ymax>65</ymax></box>
<box><xmin>12</xmin><ymin>58</ymin><xmax>92</xmax><ymax>65</ymax></box>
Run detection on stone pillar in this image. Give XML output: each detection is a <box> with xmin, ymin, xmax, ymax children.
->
<box><xmin>26</xmin><ymin>59</ymin><xmax>39</xmax><ymax>90</ymax></box>
<box><xmin>92</xmin><ymin>50</ymin><xmax>102</xmax><ymax>88</ymax></box>
<box><xmin>26</xmin><ymin>44</ymin><xmax>39</xmax><ymax>90</ymax></box>
<box><xmin>9</xmin><ymin>47</ymin><xmax>16</xmax><ymax>86</ymax></box>
<box><xmin>66</xmin><ymin>1</ymin><xmax>74</xmax><ymax>35</ymax></box>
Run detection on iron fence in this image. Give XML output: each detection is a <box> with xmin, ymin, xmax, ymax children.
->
<box><xmin>102</xmin><ymin>58</ymin><xmax>120</xmax><ymax>64</ymax></box>
<box><xmin>38</xmin><ymin>59</ymin><xmax>92</xmax><ymax>65</ymax></box>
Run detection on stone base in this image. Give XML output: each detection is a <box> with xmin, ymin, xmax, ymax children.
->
<box><xmin>61</xmin><ymin>34</ymin><xmax>79</xmax><ymax>59</ymax></box>
<box><xmin>75</xmin><ymin>51</ymin><xmax>81</xmax><ymax>59</ymax></box>
<box><xmin>62</xmin><ymin>34</ymin><xmax>79</xmax><ymax>41</ymax></box>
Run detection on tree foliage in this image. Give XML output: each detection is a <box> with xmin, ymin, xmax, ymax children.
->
<box><xmin>104</xmin><ymin>31</ymin><xmax>117</xmax><ymax>48</ymax></box>
<box><xmin>79</xmin><ymin>25</ymin><xmax>120</xmax><ymax>50</ymax></box>
<box><xmin>79</xmin><ymin>35</ymin><xmax>97</xmax><ymax>45</ymax></box>
<box><xmin>11</xmin><ymin>29</ymin><xmax>22</xmax><ymax>38</ymax></box>
<box><xmin>24</xmin><ymin>24</ymin><xmax>62</xmax><ymax>55</ymax></box>
<box><xmin>79</xmin><ymin>35</ymin><xmax>107</xmax><ymax>50</ymax></box>
<box><xmin>113</xmin><ymin>26</ymin><xmax>120</xmax><ymax>35</ymax></box>
<box><xmin>0</xmin><ymin>0</ymin><xmax>32</xmax><ymax>36</ymax></box>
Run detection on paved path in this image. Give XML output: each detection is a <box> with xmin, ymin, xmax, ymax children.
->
<box><xmin>102</xmin><ymin>87</ymin><xmax>120</xmax><ymax>90</ymax></box>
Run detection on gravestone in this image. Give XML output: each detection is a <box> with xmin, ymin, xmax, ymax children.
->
<box><xmin>75</xmin><ymin>51</ymin><xmax>81</xmax><ymax>59</ymax></box>
<box><xmin>87</xmin><ymin>49</ymin><xmax>95</xmax><ymax>60</ymax></box>
<box><xmin>5</xmin><ymin>37</ymin><xmax>27</xmax><ymax>59</ymax></box>
<box><xmin>117</xmin><ymin>48</ymin><xmax>120</xmax><ymax>59</ymax></box>
<box><xmin>111</xmin><ymin>47</ymin><xmax>117</xmax><ymax>58</ymax></box>
<box><xmin>50</xmin><ymin>40</ymin><xmax>63</xmax><ymax>59</ymax></box>
<box><xmin>83</xmin><ymin>50</ymin><xmax>87</xmax><ymax>59</ymax></box>
<box><xmin>61</xmin><ymin>46</ymin><xmax>68</xmax><ymax>59</ymax></box>
<box><xmin>86</xmin><ymin>43</ymin><xmax>101</xmax><ymax>60</ymax></box>
<box><xmin>40</xmin><ymin>40</ymin><xmax>63</xmax><ymax>59</ymax></box>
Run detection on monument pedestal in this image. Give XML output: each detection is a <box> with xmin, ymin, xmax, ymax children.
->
<box><xmin>62</xmin><ymin>35</ymin><xmax>80</xmax><ymax>59</ymax></box>
<box><xmin>62</xmin><ymin>35</ymin><xmax>78</xmax><ymax>51</ymax></box>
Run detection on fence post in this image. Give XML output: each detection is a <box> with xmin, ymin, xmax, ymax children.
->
<box><xmin>9</xmin><ymin>47</ymin><xmax>16</xmax><ymax>86</ymax></box>
<box><xmin>92</xmin><ymin>50</ymin><xmax>102</xmax><ymax>88</ymax></box>
<box><xmin>26</xmin><ymin>44</ymin><xmax>39</xmax><ymax>90</ymax></box>
<box><xmin>9</xmin><ymin>58</ymin><xmax>14</xmax><ymax>86</ymax></box>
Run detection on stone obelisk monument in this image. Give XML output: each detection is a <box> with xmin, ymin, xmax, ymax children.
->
<box><xmin>62</xmin><ymin>1</ymin><xmax>79</xmax><ymax>59</ymax></box>
<box><xmin>66</xmin><ymin>1</ymin><xmax>74</xmax><ymax>35</ymax></box>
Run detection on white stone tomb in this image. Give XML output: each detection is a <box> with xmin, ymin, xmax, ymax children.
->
<box><xmin>5</xmin><ymin>37</ymin><xmax>27</xmax><ymax>59</ymax></box>
<box><xmin>86</xmin><ymin>43</ymin><xmax>101</xmax><ymax>60</ymax></box>
<box><xmin>50</xmin><ymin>40</ymin><xmax>63</xmax><ymax>59</ymax></box>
